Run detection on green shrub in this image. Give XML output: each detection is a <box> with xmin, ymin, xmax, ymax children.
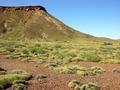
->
<box><xmin>0</xmin><ymin>70</ymin><xmax>31</xmax><ymax>89</ymax></box>
<box><xmin>115</xmin><ymin>52</ymin><xmax>120</xmax><ymax>59</ymax></box>
<box><xmin>71</xmin><ymin>57</ymin><xmax>82</xmax><ymax>62</ymax></box>
<box><xmin>54</xmin><ymin>66</ymin><xmax>77</xmax><ymax>74</ymax></box>
<box><xmin>52</xmin><ymin>44</ymin><xmax>62</xmax><ymax>49</ymax></box>
<box><xmin>63</xmin><ymin>56</ymin><xmax>73</xmax><ymax>64</ymax></box>
<box><xmin>99</xmin><ymin>47</ymin><xmax>114</xmax><ymax>52</ymax></box>
<box><xmin>9</xmin><ymin>70</ymin><xmax>27</xmax><ymax>74</ymax></box>
<box><xmin>13</xmin><ymin>80</ymin><xmax>27</xmax><ymax>85</ymax></box>
<box><xmin>101</xmin><ymin>60</ymin><xmax>120</xmax><ymax>64</ymax></box>
<box><xmin>53</xmin><ymin>65</ymin><xmax>105</xmax><ymax>76</ymax></box>
<box><xmin>80</xmin><ymin>53</ymin><xmax>102</xmax><ymax>62</ymax></box>
<box><xmin>68</xmin><ymin>80</ymin><xmax>100</xmax><ymax>90</ymax></box>
<box><xmin>5</xmin><ymin>54</ymin><xmax>18</xmax><ymax>59</ymax></box>
<box><xmin>0</xmin><ymin>71</ymin><xmax>6</xmax><ymax>75</ymax></box>
<box><xmin>5</xmin><ymin>47</ymin><xmax>15</xmax><ymax>53</ymax></box>
<box><xmin>68</xmin><ymin>80</ymin><xmax>82</xmax><ymax>89</ymax></box>
<box><xmin>29</xmin><ymin>46</ymin><xmax>46</xmax><ymax>55</ymax></box>
<box><xmin>0</xmin><ymin>85</ymin><xmax>3</xmax><ymax>90</ymax></box>
<box><xmin>21</xmin><ymin>49</ymin><xmax>30</xmax><ymax>55</ymax></box>
<box><xmin>12</xmin><ymin>83</ymin><xmax>27</xmax><ymax>90</ymax></box>
<box><xmin>19</xmin><ymin>53</ymin><xmax>31</xmax><ymax>59</ymax></box>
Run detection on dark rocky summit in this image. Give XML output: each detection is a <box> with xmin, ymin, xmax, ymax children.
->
<box><xmin>0</xmin><ymin>6</ymin><xmax>47</xmax><ymax>12</ymax></box>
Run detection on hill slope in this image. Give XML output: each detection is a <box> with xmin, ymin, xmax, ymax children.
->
<box><xmin>0</xmin><ymin>6</ymin><xmax>95</xmax><ymax>41</ymax></box>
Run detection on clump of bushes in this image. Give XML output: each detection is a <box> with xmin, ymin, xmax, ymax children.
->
<box><xmin>68</xmin><ymin>80</ymin><xmax>100</xmax><ymax>90</ymax></box>
<box><xmin>53</xmin><ymin>49</ymin><xmax>79</xmax><ymax>64</ymax></box>
<box><xmin>53</xmin><ymin>65</ymin><xmax>105</xmax><ymax>76</ymax></box>
<box><xmin>99</xmin><ymin>47</ymin><xmax>114</xmax><ymax>53</ymax></box>
<box><xmin>0</xmin><ymin>69</ymin><xmax>32</xmax><ymax>89</ymax></box>
<box><xmin>77</xmin><ymin>66</ymin><xmax>105</xmax><ymax>76</ymax></box>
<box><xmin>12</xmin><ymin>83</ymin><xmax>27</xmax><ymax>90</ymax></box>
<box><xmin>13</xmin><ymin>80</ymin><xmax>28</xmax><ymax>85</ymax></box>
<box><xmin>54</xmin><ymin>66</ymin><xmax>77</xmax><ymax>74</ymax></box>
<box><xmin>5</xmin><ymin>47</ymin><xmax>15</xmax><ymax>53</ymax></box>
<box><xmin>29</xmin><ymin>46</ymin><xmax>46</xmax><ymax>55</ymax></box>
<box><xmin>80</xmin><ymin>53</ymin><xmax>102</xmax><ymax>62</ymax></box>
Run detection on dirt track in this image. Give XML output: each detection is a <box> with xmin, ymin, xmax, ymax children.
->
<box><xmin>0</xmin><ymin>55</ymin><xmax>120</xmax><ymax>90</ymax></box>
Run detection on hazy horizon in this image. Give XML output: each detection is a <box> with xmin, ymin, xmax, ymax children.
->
<box><xmin>0</xmin><ymin>0</ymin><xmax>120</xmax><ymax>39</ymax></box>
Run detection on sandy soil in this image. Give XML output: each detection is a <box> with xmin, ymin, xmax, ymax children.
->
<box><xmin>0</xmin><ymin>55</ymin><xmax>120</xmax><ymax>90</ymax></box>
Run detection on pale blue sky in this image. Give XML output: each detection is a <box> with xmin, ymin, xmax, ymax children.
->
<box><xmin>0</xmin><ymin>0</ymin><xmax>120</xmax><ymax>39</ymax></box>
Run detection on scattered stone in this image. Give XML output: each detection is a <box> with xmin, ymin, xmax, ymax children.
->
<box><xmin>102</xmin><ymin>42</ymin><xmax>113</xmax><ymax>45</ymax></box>
<box><xmin>112</xmin><ymin>68</ymin><xmax>120</xmax><ymax>74</ymax></box>
<box><xmin>35</xmin><ymin>74</ymin><xmax>47</xmax><ymax>81</ymax></box>
<box><xmin>0</xmin><ymin>67</ymin><xmax>5</xmax><ymax>71</ymax></box>
<box><xmin>0</xmin><ymin>67</ymin><xmax>6</xmax><ymax>75</ymax></box>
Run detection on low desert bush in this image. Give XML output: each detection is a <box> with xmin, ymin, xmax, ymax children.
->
<box><xmin>13</xmin><ymin>80</ymin><xmax>28</xmax><ymax>85</ymax></box>
<box><xmin>80</xmin><ymin>53</ymin><xmax>102</xmax><ymax>62</ymax></box>
<box><xmin>29</xmin><ymin>46</ymin><xmax>46</xmax><ymax>55</ymax></box>
<box><xmin>68</xmin><ymin>80</ymin><xmax>100</xmax><ymax>90</ymax></box>
<box><xmin>12</xmin><ymin>83</ymin><xmax>27</xmax><ymax>90</ymax></box>
<box><xmin>54</xmin><ymin>66</ymin><xmax>77</xmax><ymax>74</ymax></box>
<box><xmin>99</xmin><ymin>47</ymin><xmax>114</xmax><ymax>52</ymax></box>
<box><xmin>53</xmin><ymin>65</ymin><xmax>105</xmax><ymax>76</ymax></box>
<box><xmin>5</xmin><ymin>47</ymin><xmax>15</xmax><ymax>53</ymax></box>
<box><xmin>0</xmin><ymin>69</ymin><xmax>32</xmax><ymax>89</ymax></box>
<box><xmin>100</xmin><ymin>59</ymin><xmax>120</xmax><ymax>64</ymax></box>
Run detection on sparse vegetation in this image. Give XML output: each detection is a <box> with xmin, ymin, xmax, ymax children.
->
<box><xmin>0</xmin><ymin>39</ymin><xmax>120</xmax><ymax>64</ymax></box>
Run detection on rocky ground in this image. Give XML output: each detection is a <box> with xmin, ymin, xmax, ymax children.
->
<box><xmin>0</xmin><ymin>55</ymin><xmax>120</xmax><ymax>90</ymax></box>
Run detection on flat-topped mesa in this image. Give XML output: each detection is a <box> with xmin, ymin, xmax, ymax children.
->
<box><xmin>0</xmin><ymin>6</ymin><xmax>47</xmax><ymax>12</ymax></box>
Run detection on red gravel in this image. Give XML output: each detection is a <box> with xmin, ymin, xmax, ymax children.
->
<box><xmin>0</xmin><ymin>55</ymin><xmax>120</xmax><ymax>90</ymax></box>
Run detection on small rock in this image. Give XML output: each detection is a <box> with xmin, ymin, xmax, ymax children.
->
<box><xmin>112</xmin><ymin>68</ymin><xmax>120</xmax><ymax>74</ymax></box>
<box><xmin>35</xmin><ymin>74</ymin><xmax>47</xmax><ymax>81</ymax></box>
